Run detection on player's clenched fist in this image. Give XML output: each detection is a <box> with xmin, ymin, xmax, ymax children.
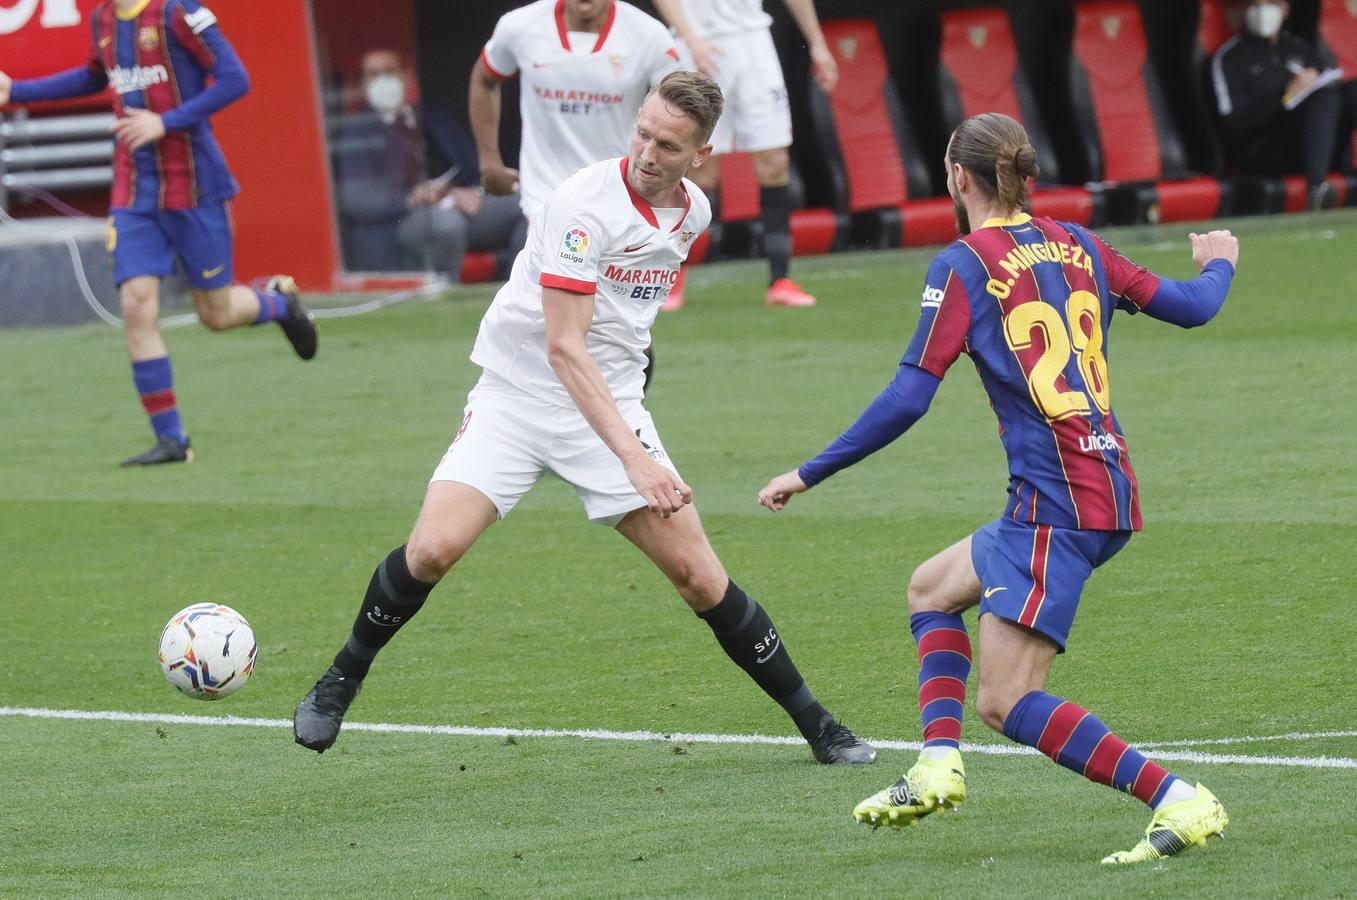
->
<box><xmin>758</xmin><ymin>469</ymin><xmax>809</xmax><ymax>512</ymax></box>
<box><xmin>1189</xmin><ymin>230</ymin><xmax>1239</xmax><ymax>270</ymax></box>
<box><xmin>0</xmin><ymin>71</ymin><xmax>12</xmax><ymax>107</ymax></box>
<box><xmin>625</xmin><ymin>454</ymin><xmax>692</xmax><ymax>518</ymax></box>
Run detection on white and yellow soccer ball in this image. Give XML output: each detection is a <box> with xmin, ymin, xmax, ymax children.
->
<box><xmin>157</xmin><ymin>603</ymin><xmax>257</xmax><ymax>700</ymax></box>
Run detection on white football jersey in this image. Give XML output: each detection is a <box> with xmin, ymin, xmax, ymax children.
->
<box><xmin>471</xmin><ymin>157</ymin><xmax>711</xmax><ymax>408</ymax></box>
<box><xmin>481</xmin><ymin>0</ymin><xmax>681</xmax><ymax>220</ymax></box>
<box><xmin>671</xmin><ymin>0</ymin><xmax>771</xmax><ymax>39</ymax></box>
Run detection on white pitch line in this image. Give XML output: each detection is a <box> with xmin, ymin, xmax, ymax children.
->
<box><xmin>2</xmin><ymin>706</ymin><xmax>1355</xmax><ymax>770</ymax></box>
<box><xmin>1137</xmin><ymin>729</ymin><xmax>1357</xmax><ymax>750</ymax></box>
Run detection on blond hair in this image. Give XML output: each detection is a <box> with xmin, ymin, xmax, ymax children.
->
<box><xmin>949</xmin><ymin>113</ymin><xmax>1039</xmax><ymax>212</ymax></box>
<box><xmin>653</xmin><ymin>70</ymin><xmax>724</xmax><ymax>145</ymax></box>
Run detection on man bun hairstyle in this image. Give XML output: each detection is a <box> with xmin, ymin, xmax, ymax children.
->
<box><xmin>949</xmin><ymin>113</ymin><xmax>1039</xmax><ymax>212</ymax></box>
<box><xmin>654</xmin><ymin>70</ymin><xmax>724</xmax><ymax>145</ymax></box>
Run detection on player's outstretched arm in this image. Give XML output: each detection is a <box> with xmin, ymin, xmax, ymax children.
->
<box><xmin>758</xmin><ymin>363</ymin><xmax>940</xmax><ymax>512</ymax></box>
<box><xmin>1138</xmin><ymin>230</ymin><xmax>1239</xmax><ymax>329</ymax></box>
<box><xmin>3</xmin><ymin>65</ymin><xmax>108</xmax><ymax>106</ymax></box>
<box><xmin>543</xmin><ymin>287</ymin><xmax>692</xmax><ymax>518</ymax></box>
<box><xmin>781</xmin><ymin>0</ymin><xmax>838</xmax><ymax>92</ymax></box>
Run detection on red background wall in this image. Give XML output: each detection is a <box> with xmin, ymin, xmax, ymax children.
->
<box><xmin>2</xmin><ymin>0</ymin><xmax>340</xmax><ymax>289</ymax></box>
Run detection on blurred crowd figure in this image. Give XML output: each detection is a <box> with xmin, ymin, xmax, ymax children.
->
<box><xmin>329</xmin><ymin>49</ymin><xmax>526</xmax><ymax>279</ymax></box>
<box><xmin>1212</xmin><ymin>0</ymin><xmax>1357</xmax><ymax>209</ymax></box>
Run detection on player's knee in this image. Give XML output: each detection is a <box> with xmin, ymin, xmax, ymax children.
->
<box><xmin>119</xmin><ymin>283</ymin><xmax>157</xmax><ymax>325</ymax></box>
<box><xmin>192</xmin><ymin>291</ymin><xmax>234</xmax><ymax>331</ymax></box>
<box><xmin>404</xmin><ymin>531</ymin><xmax>467</xmax><ymax>582</ymax></box>
<box><xmin>907</xmin><ymin>565</ymin><xmax>940</xmax><ymax>614</ymax></box>
<box><xmin>669</xmin><ymin>558</ymin><xmax>728</xmax><ymax>608</ymax></box>
<box><xmin>974</xmin><ymin>684</ymin><xmax>1019</xmax><ymax>734</ymax></box>
<box><xmin>753</xmin><ymin>148</ymin><xmax>790</xmax><ymax>185</ymax></box>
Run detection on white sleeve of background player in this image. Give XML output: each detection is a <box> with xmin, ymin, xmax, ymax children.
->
<box><xmin>644</xmin><ymin>22</ymin><xmax>683</xmax><ymax>87</ymax></box>
<box><xmin>480</xmin><ymin>12</ymin><xmax>521</xmax><ymax>80</ymax></box>
<box><xmin>537</xmin><ymin>184</ymin><xmax>609</xmax><ymax>294</ymax></box>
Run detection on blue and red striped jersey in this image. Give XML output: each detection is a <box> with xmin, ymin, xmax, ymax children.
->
<box><xmin>10</xmin><ymin>0</ymin><xmax>249</xmax><ymax>210</ymax></box>
<box><xmin>93</xmin><ymin>0</ymin><xmax>244</xmax><ymax>210</ymax></box>
<box><xmin>903</xmin><ymin>213</ymin><xmax>1161</xmax><ymax>532</ymax></box>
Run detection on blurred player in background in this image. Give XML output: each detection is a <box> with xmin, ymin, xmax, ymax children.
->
<box><xmin>470</xmin><ymin>0</ymin><xmax>683</xmax><ymax>389</ymax></box>
<box><xmin>0</xmin><ymin>0</ymin><xmax>316</xmax><ymax>467</ymax></box>
<box><xmin>759</xmin><ymin>113</ymin><xmax>1239</xmax><ymax>863</ymax></box>
<box><xmin>653</xmin><ymin>0</ymin><xmax>837</xmax><ymax>309</ymax></box>
<box><xmin>295</xmin><ymin>73</ymin><xmax>875</xmax><ymax>768</ymax></box>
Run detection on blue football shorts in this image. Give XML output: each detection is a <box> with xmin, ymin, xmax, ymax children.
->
<box><xmin>108</xmin><ymin>203</ymin><xmax>234</xmax><ymax>290</ymax></box>
<box><xmin>971</xmin><ymin>517</ymin><xmax>1131</xmax><ymax>652</ymax></box>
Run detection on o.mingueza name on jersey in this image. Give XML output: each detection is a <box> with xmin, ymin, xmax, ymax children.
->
<box><xmin>532</xmin><ymin>85</ymin><xmax>626</xmax><ymax>114</ymax></box>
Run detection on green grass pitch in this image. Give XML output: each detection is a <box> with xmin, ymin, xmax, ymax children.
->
<box><xmin>2</xmin><ymin>212</ymin><xmax>1355</xmax><ymax>896</ymax></box>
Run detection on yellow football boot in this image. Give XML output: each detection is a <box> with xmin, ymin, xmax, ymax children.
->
<box><xmin>853</xmin><ymin>749</ymin><xmax>966</xmax><ymax>828</ymax></box>
<box><xmin>1101</xmin><ymin>783</ymin><xmax>1228</xmax><ymax>864</ymax></box>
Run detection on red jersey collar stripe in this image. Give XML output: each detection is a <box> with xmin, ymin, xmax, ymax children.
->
<box><xmin>619</xmin><ymin>158</ymin><xmax>692</xmax><ymax>233</ymax></box>
<box><xmin>554</xmin><ymin>0</ymin><xmax>617</xmax><ymax>53</ymax></box>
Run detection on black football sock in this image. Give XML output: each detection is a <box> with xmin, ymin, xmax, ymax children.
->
<box><xmin>697</xmin><ymin>580</ymin><xmax>829</xmax><ymax>740</ymax></box>
<box><xmin>760</xmin><ymin>184</ymin><xmax>793</xmax><ymax>284</ymax></box>
<box><xmin>333</xmin><ymin>545</ymin><xmax>437</xmax><ymax>680</ymax></box>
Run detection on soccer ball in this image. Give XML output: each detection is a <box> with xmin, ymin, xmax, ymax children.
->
<box><xmin>157</xmin><ymin>603</ymin><xmax>257</xmax><ymax>700</ymax></box>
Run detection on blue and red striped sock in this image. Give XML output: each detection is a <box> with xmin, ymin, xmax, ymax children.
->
<box><xmin>911</xmin><ymin>611</ymin><xmax>972</xmax><ymax>749</ymax></box>
<box><xmin>131</xmin><ymin>356</ymin><xmax>185</xmax><ymax>442</ymax></box>
<box><xmin>1003</xmin><ymin>690</ymin><xmax>1179</xmax><ymax>807</ymax></box>
<box><xmin>252</xmin><ymin>287</ymin><xmax>288</xmax><ymax>324</ymax></box>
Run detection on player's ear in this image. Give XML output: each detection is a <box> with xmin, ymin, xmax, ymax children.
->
<box><xmin>690</xmin><ymin>144</ymin><xmax>713</xmax><ymax>169</ymax></box>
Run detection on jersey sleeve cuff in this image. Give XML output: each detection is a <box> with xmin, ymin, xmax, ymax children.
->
<box><xmin>479</xmin><ymin>48</ymin><xmax>515</xmax><ymax>81</ymax></box>
<box><xmin>540</xmin><ymin>273</ymin><xmax>596</xmax><ymax>294</ymax></box>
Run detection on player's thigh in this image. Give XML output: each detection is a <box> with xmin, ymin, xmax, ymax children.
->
<box><xmin>727</xmin><ymin>30</ymin><xmax>792</xmax><ymax>154</ymax></box>
<box><xmin>166</xmin><ymin>204</ymin><xmax>234</xmax><ymax>291</ymax></box>
<box><xmin>908</xmin><ymin>532</ymin><xmax>983</xmax><ymax>615</ymax></box>
<box><xmin>615</xmin><ymin>502</ymin><xmax>728</xmax><ymax>610</ymax></box>
<box><xmin>550</xmin><ymin>400</ymin><xmax>678</xmax><ymax>527</ymax></box>
<box><xmin>405</xmin><ymin>480</ymin><xmax>499</xmax><ymax>580</ymax></box>
<box><xmin>428</xmin><ymin>375</ymin><xmax>548</xmax><ymax>523</ymax></box>
<box><xmin>975</xmin><ymin>612</ymin><xmax>1059</xmax><ymax>725</ymax></box>
<box><xmin>110</xmin><ymin>209</ymin><xmax>176</xmax><ymax>289</ymax></box>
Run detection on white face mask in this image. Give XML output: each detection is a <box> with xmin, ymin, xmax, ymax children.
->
<box><xmin>365</xmin><ymin>74</ymin><xmax>405</xmax><ymax>115</ymax></box>
<box><xmin>1245</xmin><ymin>3</ymin><xmax>1284</xmax><ymax>39</ymax></box>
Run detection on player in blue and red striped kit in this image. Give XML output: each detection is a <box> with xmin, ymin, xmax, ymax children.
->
<box><xmin>0</xmin><ymin>0</ymin><xmax>317</xmax><ymax>466</ymax></box>
<box><xmin>758</xmin><ymin>113</ymin><xmax>1239</xmax><ymax>864</ymax></box>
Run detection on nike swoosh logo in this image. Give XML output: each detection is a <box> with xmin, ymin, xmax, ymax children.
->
<box><xmin>983</xmin><ymin>586</ymin><xmax>1007</xmax><ymax>598</ymax></box>
<box><xmin>624</xmin><ymin>241</ymin><xmax>650</xmax><ymax>253</ymax></box>
<box><xmin>755</xmin><ymin>639</ymin><xmax>781</xmax><ymax>664</ymax></box>
<box><xmin>201</xmin><ymin>265</ymin><xmax>225</xmax><ymax>279</ymax></box>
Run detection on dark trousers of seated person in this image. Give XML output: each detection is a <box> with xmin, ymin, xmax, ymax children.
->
<box><xmin>1235</xmin><ymin>85</ymin><xmax>1349</xmax><ymax>188</ymax></box>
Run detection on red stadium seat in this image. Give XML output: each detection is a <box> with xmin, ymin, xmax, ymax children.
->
<box><xmin>811</xmin><ymin>19</ymin><xmax>957</xmax><ymax>247</ymax></box>
<box><xmin>936</xmin><ymin>7</ymin><xmax>1105</xmax><ymax>226</ymax></box>
<box><xmin>458</xmin><ymin>251</ymin><xmax>497</xmax><ymax>284</ymax></box>
<box><xmin>1068</xmin><ymin>1</ymin><xmax>1229</xmax><ymax>223</ymax></box>
<box><xmin>705</xmin><ymin>151</ymin><xmax>846</xmax><ymax>260</ymax></box>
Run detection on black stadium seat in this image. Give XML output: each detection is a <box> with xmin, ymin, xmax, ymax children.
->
<box><xmin>811</xmin><ymin>19</ymin><xmax>956</xmax><ymax>248</ymax></box>
<box><xmin>936</xmin><ymin>7</ymin><xmax>1105</xmax><ymax>227</ymax></box>
<box><xmin>1068</xmin><ymin>1</ymin><xmax>1231</xmax><ymax>224</ymax></box>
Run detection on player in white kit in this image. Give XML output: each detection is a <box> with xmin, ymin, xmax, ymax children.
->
<box><xmin>653</xmin><ymin>0</ymin><xmax>838</xmax><ymax>310</ymax></box>
<box><xmin>294</xmin><ymin>72</ymin><xmax>875</xmax><ymax>767</ymax></box>
<box><xmin>470</xmin><ymin>0</ymin><xmax>681</xmax><ymax>222</ymax></box>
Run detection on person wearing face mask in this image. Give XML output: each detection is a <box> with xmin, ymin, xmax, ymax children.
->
<box><xmin>330</xmin><ymin>49</ymin><xmax>526</xmax><ymax>277</ymax></box>
<box><xmin>1211</xmin><ymin>0</ymin><xmax>1354</xmax><ymax>209</ymax></box>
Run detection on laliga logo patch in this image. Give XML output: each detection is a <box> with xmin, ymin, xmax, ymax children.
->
<box><xmin>559</xmin><ymin>225</ymin><xmax>590</xmax><ymax>265</ymax></box>
<box><xmin>138</xmin><ymin>26</ymin><xmax>160</xmax><ymax>51</ymax></box>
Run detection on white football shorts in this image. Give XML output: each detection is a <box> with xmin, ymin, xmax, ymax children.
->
<box><xmin>679</xmin><ymin>27</ymin><xmax>792</xmax><ymax>154</ymax></box>
<box><xmin>430</xmin><ymin>371</ymin><xmax>680</xmax><ymax>527</ymax></box>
